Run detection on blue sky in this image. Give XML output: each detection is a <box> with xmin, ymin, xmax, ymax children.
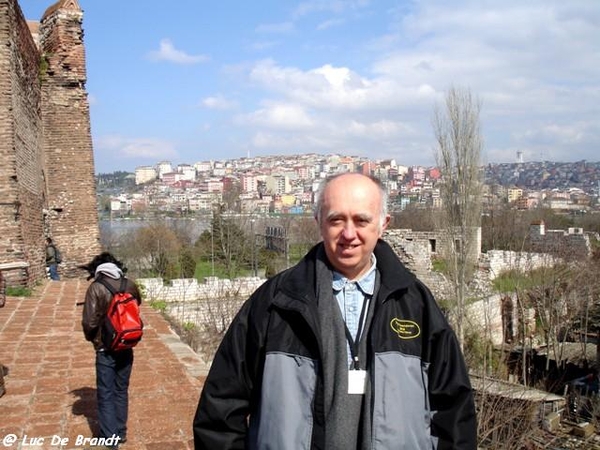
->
<box><xmin>18</xmin><ymin>0</ymin><xmax>600</xmax><ymax>174</ymax></box>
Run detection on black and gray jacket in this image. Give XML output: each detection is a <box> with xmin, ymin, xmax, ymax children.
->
<box><xmin>194</xmin><ymin>240</ymin><xmax>477</xmax><ymax>450</ymax></box>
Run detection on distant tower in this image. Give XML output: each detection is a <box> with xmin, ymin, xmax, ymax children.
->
<box><xmin>516</xmin><ymin>151</ymin><xmax>524</xmax><ymax>164</ymax></box>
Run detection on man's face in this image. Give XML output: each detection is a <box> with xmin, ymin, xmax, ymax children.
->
<box><xmin>318</xmin><ymin>174</ymin><xmax>389</xmax><ymax>280</ymax></box>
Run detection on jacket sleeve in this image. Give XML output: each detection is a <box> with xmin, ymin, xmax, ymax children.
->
<box><xmin>81</xmin><ymin>282</ymin><xmax>108</xmax><ymax>343</ymax></box>
<box><xmin>193</xmin><ymin>296</ymin><xmax>261</xmax><ymax>450</ymax></box>
<box><xmin>428</xmin><ymin>321</ymin><xmax>478</xmax><ymax>449</ymax></box>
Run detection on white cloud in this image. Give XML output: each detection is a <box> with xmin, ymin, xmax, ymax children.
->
<box><xmin>237</xmin><ymin>102</ymin><xmax>314</xmax><ymax>130</ymax></box>
<box><xmin>255</xmin><ymin>22</ymin><xmax>295</xmax><ymax>34</ymax></box>
<box><xmin>147</xmin><ymin>39</ymin><xmax>209</xmax><ymax>64</ymax></box>
<box><xmin>247</xmin><ymin>59</ymin><xmax>437</xmax><ymax>115</ymax></box>
<box><xmin>202</xmin><ymin>95</ymin><xmax>238</xmax><ymax>110</ymax></box>
<box><xmin>94</xmin><ymin>0</ymin><xmax>600</xmax><ymax>170</ymax></box>
<box><xmin>317</xmin><ymin>18</ymin><xmax>345</xmax><ymax>30</ymax></box>
<box><xmin>237</xmin><ymin>0</ymin><xmax>600</xmax><ymax>164</ymax></box>
<box><xmin>87</xmin><ymin>94</ymin><xmax>97</xmax><ymax>105</ymax></box>
<box><xmin>293</xmin><ymin>0</ymin><xmax>371</xmax><ymax>19</ymax></box>
<box><xmin>248</xmin><ymin>40</ymin><xmax>278</xmax><ymax>52</ymax></box>
<box><xmin>95</xmin><ymin>135</ymin><xmax>178</xmax><ymax>161</ymax></box>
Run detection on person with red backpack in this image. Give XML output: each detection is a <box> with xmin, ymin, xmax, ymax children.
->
<box><xmin>81</xmin><ymin>252</ymin><xmax>142</xmax><ymax>449</ymax></box>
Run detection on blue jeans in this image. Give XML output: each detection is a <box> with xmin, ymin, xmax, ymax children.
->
<box><xmin>96</xmin><ymin>349</ymin><xmax>134</xmax><ymax>441</ymax></box>
<box><xmin>48</xmin><ymin>264</ymin><xmax>59</xmax><ymax>280</ymax></box>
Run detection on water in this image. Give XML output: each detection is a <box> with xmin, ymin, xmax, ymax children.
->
<box><xmin>99</xmin><ymin>217</ymin><xmax>211</xmax><ymax>243</ymax></box>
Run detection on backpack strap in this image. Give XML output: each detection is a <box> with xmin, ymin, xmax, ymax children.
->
<box><xmin>96</xmin><ymin>276</ymin><xmax>126</xmax><ymax>295</ymax></box>
<box><xmin>119</xmin><ymin>277</ymin><xmax>127</xmax><ymax>293</ymax></box>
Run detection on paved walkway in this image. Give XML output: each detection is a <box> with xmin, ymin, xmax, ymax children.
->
<box><xmin>0</xmin><ymin>279</ymin><xmax>210</xmax><ymax>450</ymax></box>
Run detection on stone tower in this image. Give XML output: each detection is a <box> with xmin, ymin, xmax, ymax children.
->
<box><xmin>0</xmin><ymin>0</ymin><xmax>100</xmax><ymax>285</ymax></box>
<box><xmin>39</xmin><ymin>0</ymin><xmax>101</xmax><ymax>276</ymax></box>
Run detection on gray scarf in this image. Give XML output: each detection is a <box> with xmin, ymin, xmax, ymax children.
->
<box><xmin>315</xmin><ymin>248</ymin><xmax>379</xmax><ymax>449</ymax></box>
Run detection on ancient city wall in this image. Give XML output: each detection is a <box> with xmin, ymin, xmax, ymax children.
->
<box><xmin>39</xmin><ymin>0</ymin><xmax>100</xmax><ymax>275</ymax></box>
<box><xmin>138</xmin><ymin>277</ymin><xmax>264</xmax><ymax>304</ymax></box>
<box><xmin>0</xmin><ymin>0</ymin><xmax>46</xmax><ymax>284</ymax></box>
<box><xmin>0</xmin><ymin>0</ymin><xmax>100</xmax><ymax>286</ymax></box>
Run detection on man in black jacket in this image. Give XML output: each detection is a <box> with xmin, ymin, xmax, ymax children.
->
<box><xmin>81</xmin><ymin>253</ymin><xmax>142</xmax><ymax>449</ymax></box>
<box><xmin>194</xmin><ymin>173</ymin><xmax>477</xmax><ymax>449</ymax></box>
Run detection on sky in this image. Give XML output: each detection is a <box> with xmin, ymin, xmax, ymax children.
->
<box><xmin>18</xmin><ymin>0</ymin><xmax>600</xmax><ymax>174</ymax></box>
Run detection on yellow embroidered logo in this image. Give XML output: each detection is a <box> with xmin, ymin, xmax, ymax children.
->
<box><xmin>390</xmin><ymin>318</ymin><xmax>421</xmax><ymax>339</ymax></box>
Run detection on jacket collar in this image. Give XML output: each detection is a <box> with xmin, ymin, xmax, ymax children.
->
<box><xmin>276</xmin><ymin>239</ymin><xmax>415</xmax><ymax>307</ymax></box>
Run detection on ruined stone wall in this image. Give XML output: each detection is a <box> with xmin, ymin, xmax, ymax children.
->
<box><xmin>480</xmin><ymin>250</ymin><xmax>560</xmax><ymax>281</ymax></box>
<box><xmin>528</xmin><ymin>222</ymin><xmax>593</xmax><ymax>260</ymax></box>
<box><xmin>39</xmin><ymin>1</ymin><xmax>100</xmax><ymax>276</ymax></box>
<box><xmin>0</xmin><ymin>0</ymin><xmax>46</xmax><ymax>284</ymax></box>
<box><xmin>0</xmin><ymin>0</ymin><xmax>100</xmax><ymax>285</ymax></box>
<box><xmin>384</xmin><ymin>228</ymin><xmax>435</xmax><ymax>275</ymax></box>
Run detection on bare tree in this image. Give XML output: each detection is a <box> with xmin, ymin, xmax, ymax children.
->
<box><xmin>433</xmin><ymin>86</ymin><xmax>484</xmax><ymax>349</ymax></box>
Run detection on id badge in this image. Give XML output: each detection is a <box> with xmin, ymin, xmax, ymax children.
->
<box><xmin>348</xmin><ymin>370</ymin><xmax>367</xmax><ymax>394</ymax></box>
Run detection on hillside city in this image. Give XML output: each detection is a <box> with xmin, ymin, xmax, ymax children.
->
<box><xmin>97</xmin><ymin>154</ymin><xmax>600</xmax><ymax>217</ymax></box>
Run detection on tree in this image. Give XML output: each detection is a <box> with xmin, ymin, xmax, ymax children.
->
<box><xmin>433</xmin><ymin>86</ymin><xmax>484</xmax><ymax>349</ymax></box>
<box><xmin>390</xmin><ymin>204</ymin><xmax>438</xmax><ymax>232</ymax></box>
<box><xmin>194</xmin><ymin>207</ymin><xmax>254</xmax><ymax>279</ymax></box>
<box><xmin>118</xmin><ymin>223</ymin><xmax>182</xmax><ymax>279</ymax></box>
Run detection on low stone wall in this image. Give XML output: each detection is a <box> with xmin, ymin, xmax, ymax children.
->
<box><xmin>137</xmin><ymin>276</ymin><xmax>265</xmax><ymax>303</ymax></box>
<box><xmin>480</xmin><ymin>250</ymin><xmax>559</xmax><ymax>280</ymax></box>
<box><xmin>167</xmin><ymin>297</ymin><xmax>246</xmax><ymax>333</ymax></box>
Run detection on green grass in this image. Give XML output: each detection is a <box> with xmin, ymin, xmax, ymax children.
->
<box><xmin>149</xmin><ymin>300</ymin><xmax>167</xmax><ymax>313</ymax></box>
<box><xmin>492</xmin><ymin>267</ymin><xmax>562</xmax><ymax>293</ymax></box>
<box><xmin>5</xmin><ymin>286</ymin><xmax>32</xmax><ymax>297</ymax></box>
<box><xmin>194</xmin><ymin>259</ymin><xmax>253</xmax><ymax>280</ymax></box>
<box><xmin>431</xmin><ymin>258</ymin><xmax>448</xmax><ymax>273</ymax></box>
<box><xmin>183</xmin><ymin>322</ymin><xmax>196</xmax><ymax>331</ymax></box>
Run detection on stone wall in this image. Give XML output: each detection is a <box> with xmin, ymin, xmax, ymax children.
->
<box><xmin>529</xmin><ymin>221</ymin><xmax>595</xmax><ymax>260</ymax></box>
<box><xmin>137</xmin><ymin>276</ymin><xmax>265</xmax><ymax>332</ymax></box>
<box><xmin>480</xmin><ymin>250</ymin><xmax>560</xmax><ymax>281</ymax></box>
<box><xmin>39</xmin><ymin>0</ymin><xmax>100</xmax><ymax>275</ymax></box>
<box><xmin>138</xmin><ymin>276</ymin><xmax>265</xmax><ymax>303</ymax></box>
<box><xmin>0</xmin><ymin>0</ymin><xmax>100</xmax><ymax>285</ymax></box>
<box><xmin>0</xmin><ymin>0</ymin><xmax>46</xmax><ymax>284</ymax></box>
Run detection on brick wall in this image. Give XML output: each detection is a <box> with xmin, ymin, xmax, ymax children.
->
<box><xmin>0</xmin><ymin>0</ymin><xmax>45</xmax><ymax>284</ymax></box>
<box><xmin>39</xmin><ymin>0</ymin><xmax>101</xmax><ymax>276</ymax></box>
<box><xmin>0</xmin><ymin>0</ymin><xmax>100</xmax><ymax>285</ymax></box>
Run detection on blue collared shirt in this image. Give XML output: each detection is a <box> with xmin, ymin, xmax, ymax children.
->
<box><xmin>332</xmin><ymin>255</ymin><xmax>377</xmax><ymax>367</ymax></box>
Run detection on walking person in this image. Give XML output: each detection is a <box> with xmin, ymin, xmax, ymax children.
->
<box><xmin>81</xmin><ymin>252</ymin><xmax>142</xmax><ymax>449</ymax></box>
<box><xmin>193</xmin><ymin>172</ymin><xmax>477</xmax><ymax>449</ymax></box>
<box><xmin>45</xmin><ymin>237</ymin><xmax>61</xmax><ymax>280</ymax></box>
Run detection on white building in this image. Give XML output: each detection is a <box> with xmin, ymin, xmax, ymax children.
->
<box><xmin>156</xmin><ymin>161</ymin><xmax>173</xmax><ymax>180</ymax></box>
<box><xmin>177</xmin><ymin>164</ymin><xmax>197</xmax><ymax>181</ymax></box>
<box><xmin>135</xmin><ymin>166</ymin><xmax>158</xmax><ymax>185</ymax></box>
<box><xmin>188</xmin><ymin>192</ymin><xmax>222</xmax><ymax>211</ymax></box>
<box><xmin>265</xmin><ymin>175</ymin><xmax>291</xmax><ymax>195</ymax></box>
<box><xmin>194</xmin><ymin>161</ymin><xmax>213</xmax><ymax>174</ymax></box>
<box><xmin>241</xmin><ymin>174</ymin><xmax>259</xmax><ymax>193</ymax></box>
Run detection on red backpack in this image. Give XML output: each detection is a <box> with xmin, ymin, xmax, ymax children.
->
<box><xmin>98</xmin><ymin>277</ymin><xmax>143</xmax><ymax>351</ymax></box>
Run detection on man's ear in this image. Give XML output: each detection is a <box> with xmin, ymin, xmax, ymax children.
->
<box><xmin>380</xmin><ymin>215</ymin><xmax>391</xmax><ymax>235</ymax></box>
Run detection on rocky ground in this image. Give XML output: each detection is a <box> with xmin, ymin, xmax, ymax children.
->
<box><xmin>479</xmin><ymin>421</ymin><xmax>600</xmax><ymax>449</ymax></box>
<box><xmin>532</xmin><ymin>424</ymin><xmax>600</xmax><ymax>449</ymax></box>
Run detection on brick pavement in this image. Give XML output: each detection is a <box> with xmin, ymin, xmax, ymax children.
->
<box><xmin>0</xmin><ymin>279</ymin><xmax>210</xmax><ymax>450</ymax></box>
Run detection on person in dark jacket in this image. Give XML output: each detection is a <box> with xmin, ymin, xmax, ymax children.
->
<box><xmin>193</xmin><ymin>173</ymin><xmax>477</xmax><ymax>449</ymax></box>
<box><xmin>45</xmin><ymin>237</ymin><xmax>60</xmax><ymax>280</ymax></box>
<box><xmin>81</xmin><ymin>252</ymin><xmax>142</xmax><ymax>448</ymax></box>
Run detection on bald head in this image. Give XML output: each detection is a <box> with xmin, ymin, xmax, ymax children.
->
<box><xmin>315</xmin><ymin>173</ymin><xmax>390</xmax><ymax>279</ymax></box>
